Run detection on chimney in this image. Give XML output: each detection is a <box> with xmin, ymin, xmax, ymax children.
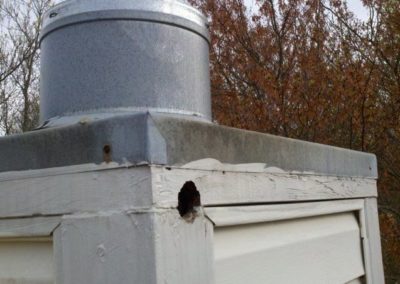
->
<box><xmin>39</xmin><ymin>0</ymin><xmax>211</xmax><ymax>126</ymax></box>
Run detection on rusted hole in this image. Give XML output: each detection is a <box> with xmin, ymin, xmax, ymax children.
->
<box><xmin>177</xmin><ymin>181</ymin><xmax>201</xmax><ymax>222</ymax></box>
<box><xmin>103</xmin><ymin>144</ymin><xmax>112</xmax><ymax>163</ymax></box>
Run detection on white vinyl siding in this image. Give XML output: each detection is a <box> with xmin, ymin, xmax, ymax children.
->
<box><xmin>214</xmin><ymin>212</ymin><xmax>365</xmax><ymax>284</ymax></box>
<box><xmin>0</xmin><ymin>239</ymin><xmax>54</xmax><ymax>284</ymax></box>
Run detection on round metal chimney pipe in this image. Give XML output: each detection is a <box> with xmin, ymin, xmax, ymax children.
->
<box><xmin>39</xmin><ymin>0</ymin><xmax>211</xmax><ymax>124</ymax></box>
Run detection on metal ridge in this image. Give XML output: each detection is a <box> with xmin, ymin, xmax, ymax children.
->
<box><xmin>40</xmin><ymin>0</ymin><xmax>209</xmax><ymax>42</ymax></box>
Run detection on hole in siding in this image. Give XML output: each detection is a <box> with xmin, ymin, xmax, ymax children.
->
<box><xmin>103</xmin><ymin>144</ymin><xmax>112</xmax><ymax>163</ymax></box>
<box><xmin>177</xmin><ymin>181</ymin><xmax>201</xmax><ymax>223</ymax></box>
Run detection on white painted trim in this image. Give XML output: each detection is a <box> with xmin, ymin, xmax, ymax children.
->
<box><xmin>0</xmin><ymin>158</ymin><xmax>378</xmax><ymax>182</ymax></box>
<box><xmin>205</xmin><ymin>199</ymin><xmax>365</xmax><ymax>227</ymax></box>
<box><xmin>53</xmin><ymin>210</ymin><xmax>214</xmax><ymax>284</ymax></box>
<box><xmin>0</xmin><ymin>167</ymin><xmax>152</xmax><ymax>218</ymax></box>
<box><xmin>0</xmin><ymin>162</ymin><xmax>137</xmax><ymax>182</ymax></box>
<box><xmin>151</xmin><ymin>166</ymin><xmax>377</xmax><ymax>207</ymax></box>
<box><xmin>363</xmin><ymin>198</ymin><xmax>385</xmax><ymax>284</ymax></box>
<box><xmin>0</xmin><ymin>164</ymin><xmax>377</xmax><ymax>219</ymax></box>
<box><xmin>346</xmin><ymin>278</ymin><xmax>364</xmax><ymax>284</ymax></box>
<box><xmin>359</xmin><ymin>205</ymin><xmax>371</xmax><ymax>284</ymax></box>
<box><xmin>179</xmin><ymin>158</ymin><xmax>376</xmax><ymax>178</ymax></box>
<box><xmin>0</xmin><ymin>217</ymin><xmax>61</xmax><ymax>238</ymax></box>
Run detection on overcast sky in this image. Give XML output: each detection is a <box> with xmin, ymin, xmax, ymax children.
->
<box><xmin>244</xmin><ymin>0</ymin><xmax>369</xmax><ymax>21</ymax></box>
<box><xmin>346</xmin><ymin>0</ymin><xmax>369</xmax><ymax>20</ymax></box>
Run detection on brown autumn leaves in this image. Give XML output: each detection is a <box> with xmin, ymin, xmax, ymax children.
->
<box><xmin>190</xmin><ymin>0</ymin><xmax>399</xmax><ymax>281</ymax></box>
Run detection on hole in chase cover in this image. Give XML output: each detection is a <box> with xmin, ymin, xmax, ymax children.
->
<box><xmin>177</xmin><ymin>181</ymin><xmax>201</xmax><ymax>223</ymax></box>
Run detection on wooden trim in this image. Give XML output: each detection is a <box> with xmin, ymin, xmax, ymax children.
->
<box><xmin>0</xmin><ymin>163</ymin><xmax>134</xmax><ymax>182</ymax></box>
<box><xmin>0</xmin><ymin>217</ymin><xmax>61</xmax><ymax>238</ymax></box>
<box><xmin>205</xmin><ymin>199</ymin><xmax>365</xmax><ymax>227</ymax></box>
<box><xmin>152</xmin><ymin>166</ymin><xmax>377</xmax><ymax>207</ymax></box>
<box><xmin>53</xmin><ymin>211</ymin><xmax>214</xmax><ymax>284</ymax></box>
<box><xmin>0</xmin><ymin>167</ymin><xmax>151</xmax><ymax>218</ymax></box>
<box><xmin>0</xmin><ymin>164</ymin><xmax>377</xmax><ymax>219</ymax></box>
<box><xmin>363</xmin><ymin>198</ymin><xmax>385</xmax><ymax>284</ymax></box>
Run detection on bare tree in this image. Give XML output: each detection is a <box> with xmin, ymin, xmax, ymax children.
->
<box><xmin>0</xmin><ymin>0</ymin><xmax>52</xmax><ymax>134</ymax></box>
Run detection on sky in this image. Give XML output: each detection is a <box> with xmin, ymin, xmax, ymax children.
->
<box><xmin>244</xmin><ymin>0</ymin><xmax>369</xmax><ymax>21</ymax></box>
<box><xmin>346</xmin><ymin>0</ymin><xmax>369</xmax><ymax>21</ymax></box>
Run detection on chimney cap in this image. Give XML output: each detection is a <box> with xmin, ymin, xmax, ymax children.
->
<box><xmin>41</xmin><ymin>0</ymin><xmax>210</xmax><ymax>42</ymax></box>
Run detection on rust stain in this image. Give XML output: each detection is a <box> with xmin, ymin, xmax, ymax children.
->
<box><xmin>103</xmin><ymin>144</ymin><xmax>112</xmax><ymax>163</ymax></box>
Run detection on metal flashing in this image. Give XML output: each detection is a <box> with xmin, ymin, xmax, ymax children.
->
<box><xmin>40</xmin><ymin>0</ymin><xmax>209</xmax><ymax>41</ymax></box>
<box><xmin>0</xmin><ymin>113</ymin><xmax>378</xmax><ymax>178</ymax></box>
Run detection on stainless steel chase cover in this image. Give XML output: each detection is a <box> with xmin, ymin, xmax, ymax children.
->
<box><xmin>40</xmin><ymin>0</ymin><xmax>211</xmax><ymax>123</ymax></box>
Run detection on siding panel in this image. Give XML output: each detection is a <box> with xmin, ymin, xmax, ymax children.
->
<box><xmin>214</xmin><ymin>213</ymin><xmax>365</xmax><ymax>284</ymax></box>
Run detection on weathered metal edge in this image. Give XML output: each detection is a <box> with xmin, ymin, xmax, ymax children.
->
<box><xmin>40</xmin><ymin>10</ymin><xmax>210</xmax><ymax>44</ymax></box>
<box><xmin>0</xmin><ymin>112</ymin><xmax>378</xmax><ymax>178</ymax></box>
<box><xmin>40</xmin><ymin>0</ymin><xmax>210</xmax><ymax>43</ymax></box>
<box><xmin>150</xmin><ymin>114</ymin><xmax>378</xmax><ymax>178</ymax></box>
